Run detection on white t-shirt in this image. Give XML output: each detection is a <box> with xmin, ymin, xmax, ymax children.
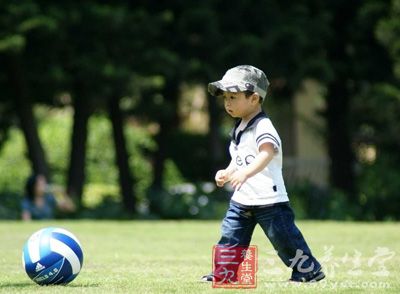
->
<box><xmin>229</xmin><ymin>112</ymin><xmax>289</xmax><ymax>206</ymax></box>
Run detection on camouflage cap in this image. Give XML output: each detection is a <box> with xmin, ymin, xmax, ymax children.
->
<box><xmin>208</xmin><ymin>65</ymin><xmax>269</xmax><ymax>99</ymax></box>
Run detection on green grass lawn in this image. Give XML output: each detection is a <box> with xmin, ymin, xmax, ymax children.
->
<box><xmin>0</xmin><ymin>220</ymin><xmax>399</xmax><ymax>293</ymax></box>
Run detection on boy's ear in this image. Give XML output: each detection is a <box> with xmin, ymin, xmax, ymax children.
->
<box><xmin>252</xmin><ymin>93</ymin><xmax>260</xmax><ymax>104</ymax></box>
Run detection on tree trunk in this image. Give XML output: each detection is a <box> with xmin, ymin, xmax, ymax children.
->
<box><xmin>152</xmin><ymin>82</ymin><xmax>180</xmax><ymax>189</ymax></box>
<box><xmin>326</xmin><ymin>81</ymin><xmax>355</xmax><ymax>196</ymax></box>
<box><xmin>149</xmin><ymin>82</ymin><xmax>180</xmax><ymax>215</ymax></box>
<box><xmin>325</xmin><ymin>1</ymin><xmax>358</xmax><ymax>198</ymax></box>
<box><xmin>67</xmin><ymin>97</ymin><xmax>91</xmax><ymax>204</ymax></box>
<box><xmin>6</xmin><ymin>55</ymin><xmax>50</xmax><ymax>178</ymax></box>
<box><xmin>108</xmin><ymin>96</ymin><xmax>136</xmax><ymax>214</ymax></box>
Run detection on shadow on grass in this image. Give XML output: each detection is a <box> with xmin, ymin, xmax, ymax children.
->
<box><xmin>0</xmin><ymin>281</ymin><xmax>33</xmax><ymax>288</ymax></box>
<box><xmin>0</xmin><ymin>281</ymin><xmax>100</xmax><ymax>288</ymax></box>
<box><xmin>64</xmin><ymin>283</ymin><xmax>101</xmax><ymax>288</ymax></box>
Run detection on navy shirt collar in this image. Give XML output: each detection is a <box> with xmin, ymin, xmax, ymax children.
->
<box><xmin>230</xmin><ymin>111</ymin><xmax>268</xmax><ymax>145</ymax></box>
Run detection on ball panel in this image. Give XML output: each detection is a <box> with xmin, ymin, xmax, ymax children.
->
<box><xmin>32</xmin><ymin>258</ymin><xmax>65</xmax><ymax>285</ymax></box>
<box><xmin>24</xmin><ymin>251</ymin><xmax>64</xmax><ymax>280</ymax></box>
<box><xmin>52</xmin><ymin>232</ymin><xmax>83</xmax><ymax>264</ymax></box>
<box><xmin>50</xmin><ymin>238</ymin><xmax>81</xmax><ymax>275</ymax></box>
<box><xmin>27</xmin><ymin>228</ymin><xmax>45</xmax><ymax>263</ymax></box>
<box><xmin>52</xmin><ymin>228</ymin><xmax>82</xmax><ymax>247</ymax></box>
<box><xmin>22</xmin><ymin>243</ymin><xmax>32</xmax><ymax>267</ymax></box>
<box><xmin>50</xmin><ymin>257</ymin><xmax>79</xmax><ymax>285</ymax></box>
<box><xmin>39</xmin><ymin>227</ymin><xmax>53</xmax><ymax>260</ymax></box>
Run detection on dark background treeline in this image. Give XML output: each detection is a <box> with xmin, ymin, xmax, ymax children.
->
<box><xmin>0</xmin><ymin>0</ymin><xmax>399</xmax><ymax>220</ymax></box>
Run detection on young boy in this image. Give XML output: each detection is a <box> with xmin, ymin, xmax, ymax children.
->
<box><xmin>202</xmin><ymin>65</ymin><xmax>325</xmax><ymax>283</ymax></box>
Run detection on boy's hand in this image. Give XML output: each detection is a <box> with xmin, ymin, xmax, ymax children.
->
<box><xmin>230</xmin><ymin>170</ymin><xmax>249</xmax><ymax>190</ymax></box>
<box><xmin>215</xmin><ymin>169</ymin><xmax>228</xmax><ymax>187</ymax></box>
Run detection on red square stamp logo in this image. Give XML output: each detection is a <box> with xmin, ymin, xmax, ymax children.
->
<box><xmin>212</xmin><ymin>245</ymin><xmax>257</xmax><ymax>288</ymax></box>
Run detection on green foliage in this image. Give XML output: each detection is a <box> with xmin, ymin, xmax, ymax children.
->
<box><xmin>0</xmin><ymin>34</ymin><xmax>25</xmax><ymax>52</ymax></box>
<box><xmin>147</xmin><ymin>182</ymin><xmax>229</xmax><ymax>220</ymax></box>
<box><xmin>86</xmin><ymin>114</ymin><xmax>118</xmax><ymax>185</ymax></box>
<box><xmin>163</xmin><ymin>159</ymin><xmax>186</xmax><ymax>188</ymax></box>
<box><xmin>125</xmin><ymin>122</ymin><xmax>156</xmax><ymax>203</ymax></box>
<box><xmin>79</xmin><ymin>193</ymin><xmax>127</xmax><ymax>220</ymax></box>
<box><xmin>81</xmin><ymin>111</ymin><xmax>156</xmax><ymax>206</ymax></box>
<box><xmin>350</xmin><ymin>83</ymin><xmax>400</xmax><ymax>220</ymax></box>
<box><xmin>36</xmin><ymin>106</ymin><xmax>71</xmax><ymax>185</ymax></box>
<box><xmin>166</xmin><ymin>132</ymin><xmax>229</xmax><ymax>182</ymax></box>
<box><xmin>357</xmin><ymin>0</ymin><xmax>400</xmax><ymax>220</ymax></box>
<box><xmin>0</xmin><ymin>191</ymin><xmax>20</xmax><ymax>219</ymax></box>
<box><xmin>0</xmin><ymin>107</ymin><xmax>156</xmax><ymax>219</ymax></box>
<box><xmin>353</xmin><ymin>83</ymin><xmax>400</xmax><ymax>156</ymax></box>
<box><xmin>0</xmin><ymin>1</ymin><xmax>56</xmax><ymax>53</ymax></box>
<box><xmin>81</xmin><ymin>111</ymin><xmax>157</xmax><ymax>210</ymax></box>
<box><xmin>0</xmin><ymin>127</ymin><xmax>31</xmax><ymax>192</ymax></box>
<box><xmin>288</xmin><ymin>183</ymin><xmax>359</xmax><ymax>221</ymax></box>
<box><xmin>357</xmin><ymin>157</ymin><xmax>400</xmax><ymax>221</ymax></box>
<box><xmin>288</xmin><ymin>178</ymin><xmax>400</xmax><ymax>221</ymax></box>
<box><xmin>0</xmin><ymin>127</ymin><xmax>30</xmax><ymax>219</ymax></box>
<box><xmin>377</xmin><ymin>0</ymin><xmax>400</xmax><ymax>78</ymax></box>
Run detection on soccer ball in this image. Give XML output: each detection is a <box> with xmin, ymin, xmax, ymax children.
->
<box><xmin>22</xmin><ymin>227</ymin><xmax>83</xmax><ymax>285</ymax></box>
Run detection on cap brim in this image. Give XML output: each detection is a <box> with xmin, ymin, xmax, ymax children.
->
<box><xmin>208</xmin><ymin>82</ymin><xmax>223</xmax><ymax>96</ymax></box>
<box><xmin>208</xmin><ymin>80</ymin><xmax>248</xmax><ymax>97</ymax></box>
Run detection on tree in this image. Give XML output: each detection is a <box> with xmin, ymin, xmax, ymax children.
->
<box><xmin>108</xmin><ymin>96</ymin><xmax>135</xmax><ymax>214</ymax></box>
<box><xmin>324</xmin><ymin>1</ymin><xmax>360</xmax><ymax>197</ymax></box>
<box><xmin>0</xmin><ymin>1</ymin><xmax>57</xmax><ymax>178</ymax></box>
<box><xmin>66</xmin><ymin>96</ymin><xmax>92</xmax><ymax>202</ymax></box>
<box><xmin>46</xmin><ymin>2</ymin><xmax>143</xmax><ymax>210</ymax></box>
<box><xmin>322</xmin><ymin>0</ymin><xmax>393</xmax><ymax>200</ymax></box>
<box><xmin>5</xmin><ymin>55</ymin><xmax>49</xmax><ymax>178</ymax></box>
<box><xmin>347</xmin><ymin>0</ymin><xmax>400</xmax><ymax>219</ymax></box>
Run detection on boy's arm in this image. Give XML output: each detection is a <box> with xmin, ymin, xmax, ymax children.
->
<box><xmin>225</xmin><ymin>160</ymin><xmax>237</xmax><ymax>176</ymax></box>
<box><xmin>215</xmin><ymin>160</ymin><xmax>237</xmax><ymax>187</ymax></box>
<box><xmin>230</xmin><ymin>142</ymin><xmax>275</xmax><ymax>190</ymax></box>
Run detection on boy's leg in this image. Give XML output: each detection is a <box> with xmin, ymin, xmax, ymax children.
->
<box><xmin>204</xmin><ymin>201</ymin><xmax>257</xmax><ymax>282</ymax></box>
<box><xmin>255</xmin><ymin>203</ymin><xmax>324</xmax><ymax>282</ymax></box>
<box><xmin>218</xmin><ymin>201</ymin><xmax>257</xmax><ymax>247</ymax></box>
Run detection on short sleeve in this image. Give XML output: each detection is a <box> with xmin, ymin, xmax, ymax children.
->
<box><xmin>255</xmin><ymin>119</ymin><xmax>281</xmax><ymax>151</ymax></box>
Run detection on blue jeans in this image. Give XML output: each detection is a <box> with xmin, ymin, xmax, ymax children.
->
<box><xmin>217</xmin><ymin>201</ymin><xmax>322</xmax><ymax>280</ymax></box>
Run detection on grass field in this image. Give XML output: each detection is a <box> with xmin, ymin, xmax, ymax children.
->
<box><xmin>0</xmin><ymin>220</ymin><xmax>399</xmax><ymax>294</ymax></box>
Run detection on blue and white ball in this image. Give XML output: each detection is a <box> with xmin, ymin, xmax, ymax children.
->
<box><xmin>22</xmin><ymin>227</ymin><xmax>83</xmax><ymax>285</ymax></box>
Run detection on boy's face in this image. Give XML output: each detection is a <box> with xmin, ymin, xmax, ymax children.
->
<box><xmin>222</xmin><ymin>91</ymin><xmax>259</xmax><ymax>119</ymax></box>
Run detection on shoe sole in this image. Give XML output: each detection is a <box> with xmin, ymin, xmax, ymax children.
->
<box><xmin>200</xmin><ymin>276</ymin><xmax>214</xmax><ymax>283</ymax></box>
<box><xmin>309</xmin><ymin>271</ymin><xmax>325</xmax><ymax>282</ymax></box>
<box><xmin>289</xmin><ymin>271</ymin><xmax>326</xmax><ymax>283</ymax></box>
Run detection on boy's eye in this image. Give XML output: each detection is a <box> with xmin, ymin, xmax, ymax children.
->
<box><xmin>223</xmin><ymin>94</ymin><xmax>237</xmax><ymax>101</ymax></box>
